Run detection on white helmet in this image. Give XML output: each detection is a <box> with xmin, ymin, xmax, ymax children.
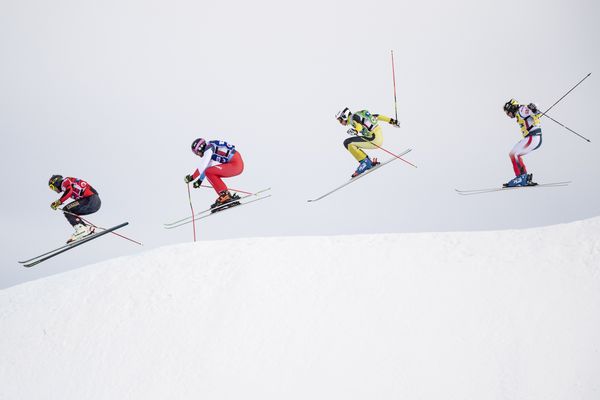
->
<box><xmin>335</xmin><ymin>107</ymin><xmax>352</xmax><ymax>123</ymax></box>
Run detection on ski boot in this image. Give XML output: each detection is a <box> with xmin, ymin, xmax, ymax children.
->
<box><xmin>503</xmin><ymin>173</ymin><xmax>529</xmax><ymax>188</ymax></box>
<box><xmin>210</xmin><ymin>190</ymin><xmax>241</xmax><ymax>213</ymax></box>
<box><xmin>351</xmin><ymin>157</ymin><xmax>378</xmax><ymax>178</ymax></box>
<box><xmin>527</xmin><ymin>173</ymin><xmax>538</xmax><ymax>186</ymax></box>
<box><xmin>67</xmin><ymin>223</ymin><xmax>95</xmax><ymax>244</ymax></box>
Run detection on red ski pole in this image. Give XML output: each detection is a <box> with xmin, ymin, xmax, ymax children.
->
<box><xmin>197</xmin><ymin>184</ymin><xmax>253</xmax><ymax>195</ymax></box>
<box><xmin>57</xmin><ymin>209</ymin><xmax>143</xmax><ymax>246</ymax></box>
<box><xmin>354</xmin><ymin>133</ymin><xmax>417</xmax><ymax>168</ymax></box>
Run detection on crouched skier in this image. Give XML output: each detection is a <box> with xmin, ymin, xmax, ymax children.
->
<box><xmin>336</xmin><ymin>107</ymin><xmax>400</xmax><ymax>178</ymax></box>
<box><xmin>48</xmin><ymin>175</ymin><xmax>101</xmax><ymax>243</ymax></box>
<box><xmin>185</xmin><ymin>138</ymin><xmax>245</xmax><ymax>211</ymax></box>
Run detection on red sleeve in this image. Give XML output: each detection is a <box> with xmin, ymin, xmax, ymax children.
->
<box><xmin>59</xmin><ymin>180</ymin><xmax>73</xmax><ymax>203</ymax></box>
<box><xmin>191</xmin><ymin>169</ymin><xmax>200</xmax><ymax>180</ymax></box>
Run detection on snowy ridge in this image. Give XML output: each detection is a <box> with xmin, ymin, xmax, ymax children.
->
<box><xmin>1</xmin><ymin>218</ymin><xmax>600</xmax><ymax>399</ymax></box>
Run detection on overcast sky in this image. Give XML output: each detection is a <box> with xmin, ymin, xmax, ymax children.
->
<box><xmin>1</xmin><ymin>0</ymin><xmax>599</xmax><ymax>288</ymax></box>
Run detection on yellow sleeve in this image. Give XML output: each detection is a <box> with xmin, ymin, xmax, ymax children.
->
<box><xmin>376</xmin><ymin>114</ymin><xmax>392</xmax><ymax>123</ymax></box>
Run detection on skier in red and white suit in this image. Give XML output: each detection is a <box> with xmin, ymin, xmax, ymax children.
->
<box><xmin>185</xmin><ymin>138</ymin><xmax>245</xmax><ymax>208</ymax></box>
<box><xmin>503</xmin><ymin>99</ymin><xmax>543</xmax><ymax>187</ymax></box>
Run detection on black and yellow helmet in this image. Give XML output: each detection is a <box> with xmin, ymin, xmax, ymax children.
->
<box><xmin>49</xmin><ymin>174</ymin><xmax>63</xmax><ymax>192</ymax></box>
<box><xmin>503</xmin><ymin>99</ymin><xmax>519</xmax><ymax>114</ymax></box>
<box><xmin>335</xmin><ymin>107</ymin><xmax>352</xmax><ymax>123</ymax></box>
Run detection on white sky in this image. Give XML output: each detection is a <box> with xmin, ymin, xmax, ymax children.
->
<box><xmin>1</xmin><ymin>0</ymin><xmax>599</xmax><ymax>288</ymax></box>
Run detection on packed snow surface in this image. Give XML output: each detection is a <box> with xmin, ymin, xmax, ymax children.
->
<box><xmin>2</xmin><ymin>218</ymin><xmax>600</xmax><ymax>399</ymax></box>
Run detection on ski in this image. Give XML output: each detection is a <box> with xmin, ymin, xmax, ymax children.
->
<box><xmin>20</xmin><ymin>222</ymin><xmax>129</xmax><ymax>268</ymax></box>
<box><xmin>455</xmin><ymin>181</ymin><xmax>571</xmax><ymax>196</ymax></box>
<box><xmin>18</xmin><ymin>242</ymin><xmax>73</xmax><ymax>264</ymax></box>
<box><xmin>307</xmin><ymin>149</ymin><xmax>412</xmax><ymax>202</ymax></box>
<box><xmin>164</xmin><ymin>194</ymin><xmax>272</xmax><ymax>229</ymax></box>
<box><xmin>164</xmin><ymin>188</ymin><xmax>271</xmax><ymax>227</ymax></box>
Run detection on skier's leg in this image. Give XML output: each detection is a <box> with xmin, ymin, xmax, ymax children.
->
<box><xmin>509</xmin><ymin>153</ymin><xmax>522</xmax><ymax>176</ymax></box>
<box><xmin>509</xmin><ymin>136</ymin><xmax>532</xmax><ymax>176</ymax></box>
<box><xmin>343</xmin><ymin>137</ymin><xmax>368</xmax><ymax>161</ymax></box>
<box><xmin>510</xmin><ymin>135</ymin><xmax>542</xmax><ymax>174</ymax></box>
<box><xmin>63</xmin><ymin>195</ymin><xmax>102</xmax><ymax>226</ymax></box>
<box><xmin>205</xmin><ymin>152</ymin><xmax>244</xmax><ymax>193</ymax></box>
<box><xmin>343</xmin><ymin>127</ymin><xmax>383</xmax><ymax>162</ymax></box>
<box><xmin>518</xmin><ymin>156</ymin><xmax>527</xmax><ymax>174</ymax></box>
<box><xmin>62</xmin><ymin>202</ymin><xmax>80</xmax><ymax>226</ymax></box>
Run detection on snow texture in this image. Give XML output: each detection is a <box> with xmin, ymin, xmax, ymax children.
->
<box><xmin>1</xmin><ymin>218</ymin><xmax>600</xmax><ymax>399</ymax></box>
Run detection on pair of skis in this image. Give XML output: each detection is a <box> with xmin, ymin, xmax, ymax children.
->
<box><xmin>18</xmin><ymin>222</ymin><xmax>129</xmax><ymax>268</ymax></box>
<box><xmin>307</xmin><ymin>149</ymin><xmax>412</xmax><ymax>202</ymax></box>
<box><xmin>455</xmin><ymin>181</ymin><xmax>571</xmax><ymax>195</ymax></box>
<box><xmin>164</xmin><ymin>188</ymin><xmax>272</xmax><ymax>229</ymax></box>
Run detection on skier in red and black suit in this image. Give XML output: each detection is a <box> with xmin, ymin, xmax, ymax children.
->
<box><xmin>48</xmin><ymin>175</ymin><xmax>101</xmax><ymax>243</ymax></box>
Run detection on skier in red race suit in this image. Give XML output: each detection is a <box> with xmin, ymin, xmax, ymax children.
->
<box><xmin>184</xmin><ymin>138</ymin><xmax>245</xmax><ymax>209</ymax></box>
<box><xmin>48</xmin><ymin>175</ymin><xmax>101</xmax><ymax>243</ymax></box>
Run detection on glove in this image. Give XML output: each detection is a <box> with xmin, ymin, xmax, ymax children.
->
<box><xmin>193</xmin><ymin>179</ymin><xmax>203</xmax><ymax>189</ymax></box>
<box><xmin>184</xmin><ymin>174</ymin><xmax>194</xmax><ymax>183</ymax></box>
<box><xmin>528</xmin><ymin>103</ymin><xmax>538</xmax><ymax>113</ymax></box>
<box><xmin>347</xmin><ymin>128</ymin><xmax>358</xmax><ymax>136</ymax></box>
<box><xmin>389</xmin><ymin>118</ymin><xmax>400</xmax><ymax>128</ymax></box>
<box><xmin>50</xmin><ymin>200</ymin><xmax>61</xmax><ymax>210</ymax></box>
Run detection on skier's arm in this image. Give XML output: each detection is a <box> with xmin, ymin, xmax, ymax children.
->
<box><xmin>58</xmin><ymin>181</ymin><xmax>73</xmax><ymax>204</ymax></box>
<box><xmin>191</xmin><ymin>147</ymin><xmax>214</xmax><ymax>181</ymax></box>
<box><xmin>375</xmin><ymin>114</ymin><xmax>400</xmax><ymax>127</ymax></box>
<box><xmin>527</xmin><ymin>103</ymin><xmax>540</xmax><ymax>114</ymax></box>
<box><xmin>374</xmin><ymin>114</ymin><xmax>391</xmax><ymax>123</ymax></box>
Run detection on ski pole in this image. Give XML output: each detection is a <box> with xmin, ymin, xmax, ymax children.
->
<box><xmin>541</xmin><ymin>113</ymin><xmax>590</xmax><ymax>142</ymax></box>
<box><xmin>540</xmin><ymin>72</ymin><xmax>591</xmax><ymax>118</ymax></box>
<box><xmin>57</xmin><ymin>208</ymin><xmax>143</xmax><ymax>246</ymax></box>
<box><xmin>187</xmin><ymin>183</ymin><xmax>197</xmax><ymax>242</ymax></box>
<box><xmin>391</xmin><ymin>50</ymin><xmax>399</xmax><ymax>122</ymax></box>
<box><xmin>197</xmin><ymin>184</ymin><xmax>253</xmax><ymax>195</ymax></box>
<box><xmin>353</xmin><ymin>132</ymin><xmax>417</xmax><ymax>168</ymax></box>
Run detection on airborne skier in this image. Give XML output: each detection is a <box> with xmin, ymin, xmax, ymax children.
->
<box><xmin>184</xmin><ymin>138</ymin><xmax>244</xmax><ymax>210</ymax></box>
<box><xmin>48</xmin><ymin>175</ymin><xmax>101</xmax><ymax>243</ymax></box>
<box><xmin>503</xmin><ymin>99</ymin><xmax>543</xmax><ymax>187</ymax></box>
<box><xmin>335</xmin><ymin>107</ymin><xmax>400</xmax><ymax>177</ymax></box>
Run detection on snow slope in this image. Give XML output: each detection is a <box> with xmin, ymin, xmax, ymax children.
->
<box><xmin>1</xmin><ymin>218</ymin><xmax>600</xmax><ymax>400</ymax></box>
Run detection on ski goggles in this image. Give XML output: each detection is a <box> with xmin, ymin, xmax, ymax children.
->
<box><xmin>49</xmin><ymin>183</ymin><xmax>59</xmax><ymax>192</ymax></box>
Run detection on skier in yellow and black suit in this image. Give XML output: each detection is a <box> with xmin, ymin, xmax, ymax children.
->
<box><xmin>336</xmin><ymin>107</ymin><xmax>400</xmax><ymax>177</ymax></box>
